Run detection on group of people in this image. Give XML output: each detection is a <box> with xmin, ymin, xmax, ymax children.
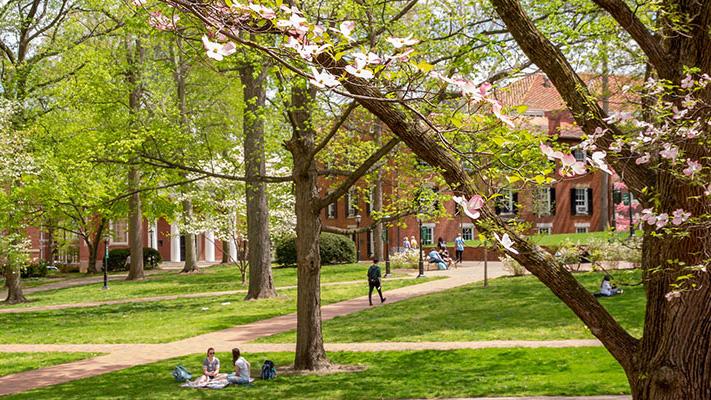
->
<box><xmin>402</xmin><ymin>235</ymin><xmax>419</xmax><ymax>251</ymax></box>
<box><xmin>425</xmin><ymin>235</ymin><xmax>466</xmax><ymax>270</ymax></box>
<box><xmin>193</xmin><ymin>347</ymin><xmax>252</xmax><ymax>387</ymax></box>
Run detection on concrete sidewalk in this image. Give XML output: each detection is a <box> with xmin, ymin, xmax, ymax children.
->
<box><xmin>0</xmin><ymin>264</ymin><xmax>507</xmax><ymax>396</ymax></box>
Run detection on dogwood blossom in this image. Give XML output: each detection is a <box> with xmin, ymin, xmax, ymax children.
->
<box><xmin>494</xmin><ymin>232</ymin><xmax>519</xmax><ymax>255</ymax></box>
<box><xmin>132</xmin><ymin>0</ymin><xmax>146</xmax><ymax>6</ymax></box>
<box><xmin>559</xmin><ymin>154</ymin><xmax>587</xmax><ymax>177</ymax></box>
<box><xmin>387</xmin><ymin>47</ymin><xmax>415</xmax><ymax>63</ymax></box>
<box><xmin>309</xmin><ymin>67</ymin><xmax>339</xmax><ymax>89</ymax></box>
<box><xmin>589</xmin><ymin>151</ymin><xmax>612</xmax><ymax>175</ymax></box>
<box><xmin>635</xmin><ymin>153</ymin><xmax>651</xmax><ymax>165</ymax></box>
<box><xmin>540</xmin><ymin>143</ymin><xmax>564</xmax><ymax>161</ymax></box>
<box><xmin>331</xmin><ymin>21</ymin><xmax>355</xmax><ymax>41</ymax></box>
<box><xmin>386</xmin><ymin>34</ymin><xmax>419</xmax><ymax>48</ymax></box>
<box><xmin>345</xmin><ymin>57</ymin><xmax>374</xmax><ymax>79</ymax></box>
<box><xmin>659</xmin><ymin>144</ymin><xmax>679</xmax><ymax>161</ymax></box>
<box><xmin>247</xmin><ymin>4</ymin><xmax>276</xmax><ymax>19</ymax></box>
<box><xmin>672</xmin><ymin>209</ymin><xmax>691</xmax><ymax>225</ymax></box>
<box><xmin>683</xmin><ymin>159</ymin><xmax>702</xmax><ymax>176</ymax></box>
<box><xmin>148</xmin><ymin>12</ymin><xmax>178</xmax><ymax>31</ymax></box>
<box><xmin>453</xmin><ymin>195</ymin><xmax>485</xmax><ymax>220</ymax></box>
<box><xmin>276</xmin><ymin>13</ymin><xmax>309</xmax><ymax>35</ymax></box>
<box><xmin>202</xmin><ymin>35</ymin><xmax>236</xmax><ymax>61</ymax></box>
<box><xmin>353</xmin><ymin>51</ymin><xmax>382</xmax><ymax>65</ymax></box>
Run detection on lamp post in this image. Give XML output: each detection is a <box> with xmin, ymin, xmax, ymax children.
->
<box><xmin>417</xmin><ymin>217</ymin><xmax>425</xmax><ymax>278</ymax></box>
<box><xmin>102</xmin><ymin>236</ymin><xmax>110</xmax><ymax>290</ymax></box>
<box><xmin>383</xmin><ymin>224</ymin><xmax>391</xmax><ymax>277</ymax></box>
<box><xmin>355</xmin><ymin>214</ymin><xmax>361</xmax><ymax>262</ymax></box>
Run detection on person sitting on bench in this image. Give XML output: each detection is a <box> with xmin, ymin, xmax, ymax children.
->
<box><xmin>427</xmin><ymin>248</ymin><xmax>448</xmax><ymax>270</ymax></box>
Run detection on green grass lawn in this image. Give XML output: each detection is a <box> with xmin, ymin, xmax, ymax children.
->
<box><xmin>2</xmin><ymin>264</ymin><xmax>407</xmax><ymax>309</ymax></box>
<box><xmin>1</xmin><ymin>348</ymin><xmax>629</xmax><ymax>399</ymax></box>
<box><xmin>0</xmin><ymin>278</ymin><xmax>432</xmax><ymax>345</ymax></box>
<box><xmin>260</xmin><ymin>270</ymin><xmax>645</xmax><ymax>343</ymax></box>
<box><xmin>0</xmin><ymin>352</ymin><xmax>100</xmax><ymax>377</ymax></box>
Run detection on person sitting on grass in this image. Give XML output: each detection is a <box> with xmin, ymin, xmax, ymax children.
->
<box><xmin>598</xmin><ymin>275</ymin><xmax>623</xmax><ymax>297</ymax></box>
<box><xmin>194</xmin><ymin>347</ymin><xmax>221</xmax><ymax>385</ymax></box>
<box><xmin>438</xmin><ymin>247</ymin><xmax>454</xmax><ymax>269</ymax></box>
<box><xmin>227</xmin><ymin>348</ymin><xmax>252</xmax><ymax>385</ymax></box>
<box><xmin>427</xmin><ymin>248</ymin><xmax>448</xmax><ymax>270</ymax></box>
<box><xmin>367</xmin><ymin>258</ymin><xmax>386</xmax><ymax>306</ymax></box>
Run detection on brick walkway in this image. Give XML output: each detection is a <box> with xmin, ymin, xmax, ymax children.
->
<box><xmin>0</xmin><ymin>264</ymin><xmax>508</xmax><ymax>396</ymax></box>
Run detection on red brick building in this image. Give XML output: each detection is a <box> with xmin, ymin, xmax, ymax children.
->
<box><xmin>321</xmin><ymin>73</ymin><xmax>628</xmax><ymax>260</ymax></box>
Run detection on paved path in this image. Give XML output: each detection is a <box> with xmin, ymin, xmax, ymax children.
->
<box><xmin>0</xmin><ymin>277</ymin><xmax>412</xmax><ymax>314</ymax></box>
<box><xmin>0</xmin><ymin>264</ymin><xmax>508</xmax><ymax>396</ymax></box>
<box><xmin>436</xmin><ymin>397</ymin><xmax>629</xmax><ymax>400</ymax></box>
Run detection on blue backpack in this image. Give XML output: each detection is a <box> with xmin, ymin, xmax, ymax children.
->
<box><xmin>260</xmin><ymin>360</ymin><xmax>277</xmax><ymax>380</ymax></box>
<box><xmin>172</xmin><ymin>365</ymin><xmax>192</xmax><ymax>382</ymax></box>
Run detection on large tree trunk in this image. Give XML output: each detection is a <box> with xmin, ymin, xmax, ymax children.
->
<box><xmin>126</xmin><ymin>165</ymin><xmax>144</xmax><ymax>280</ymax></box>
<box><xmin>86</xmin><ymin>220</ymin><xmax>106</xmax><ymax>274</ymax></box>
<box><xmin>3</xmin><ymin>267</ymin><xmax>26</xmax><ymax>304</ymax></box>
<box><xmin>287</xmin><ymin>84</ymin><xmax>330</xmax><ymax>370</ymax></box>
<box><xmin>240</xmin><ymin>63</ymin><xmax>276</xmax><ymax>299</ymax></box>
<box><xmin>221</xmin><ymin>240</ymin><xmax>230</xmax><ymax>263</ymax></box>
<box><xmin>181</xmin><ymin>199</ymin><xmax>198</xmax><ymax>273</ymax></box>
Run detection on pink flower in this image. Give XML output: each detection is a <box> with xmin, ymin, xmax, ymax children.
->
<box><xmin>540</xmin><ymin>144</ymin><xmax>564</xmax><ymax>161</ymax></box>
<box><xmin>132</xmin><ymin>0</ymin><xmax>146</xmax><ymax>6</ymax></box>
<box><xmin>671</xmin><ymin>209</ymin><xmax>691</xmax><ymax>225</ymax></box>
<box><xmin>386</xmin><ymin>34</ymin><xmax>419</xmax><ymax>49</ymax></box>
<box><xmin>655</xmin><ymin>213</ymin><xmax>669</xmax><ymax>229</ymax></box>
<box><xmin>277</xmin><ymin>13</ymin><xmax>309</xmax><ymax>35</ymax></box>
<box><xmin>683</xmin><ymin>159</ymin><xmax>702</xmax><ymax>176</ymax></box>
<box><xmin>387</xmin><ymin>48</ymin><xmax>415</xmax><ymax>63</ymax></box>
<box><xmin>345</xmin><ymin>57</ymin><xmax>374</xmax><ymax>79</ymax></box>
<box><xmin>478</xmin><ymin>82</ymin><xmax>492</xmax><ymax>97</ymax></box>
<box><xmin>559</xmin><ymin>154</ymin><xmax>587</xmax><ymax>177</ymax></box>
<box><xmin>488</xmin><ymin>99</ymin><xmax>514</xmax><ymax>128</ymax></box>
<box><xmin>635</xmin><ymin>153</ymin><xmax>650</xmax><ymax>165</ymax></box>
<box><xmin>453</xmin><ymin>195</ymin><xmax>485</xmax><ymax>220</ymax></box>
<box><xmin>659</xmin><ymin>144</ymin><xmax>679</xmax><ymax>161</ymax></box>
<box><xmin>148</xmin><ymin>11</ymin><xmax>177</xmax><ymax>31</ymax></box>
<box><xmin>681</xmin><ymin>75</ymin><xmax>694</xmax><ymax>89</ymax></box>
<box><xmin>640</xmin><ymin>208</ymin><xmax>656</xmax><ymax>225</ymax></box>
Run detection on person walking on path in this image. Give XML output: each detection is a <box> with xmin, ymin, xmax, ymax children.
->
<box><xmin>454</xmin><ymin>234</ymin><xmax>465</xmax><ymax>264</ymax></box>
<box><xmin>402</xmin><ymin>237</ymin><xmax>411</xmax><ymax>252</ymax></box>
<box><xmin>367</xmin><ymin>258</ymin><xmax>386</xmax><ymax>306</ymax></box>
<box><xmin>409</xmin><ymin>235</ymin><xmax>418</xmax><ymax>250</ymax></box>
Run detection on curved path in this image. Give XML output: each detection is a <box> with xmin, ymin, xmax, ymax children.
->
<box><xmin>0</xmin><ymin>264</ymin><xmax>509</xmax><ymax>396</ymax></box>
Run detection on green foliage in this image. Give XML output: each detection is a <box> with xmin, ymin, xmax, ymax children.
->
<box><xmin>389</xmin><ymin>250</ymin><xmax>420</xmax><ymax>269</ymax></box>
<box><xmin>275</xmin><ymin>233</ymin><xmax>356</xmax><ymax>266</ymax></box>
<box><xmin>106</xmin><ymin>248</ymin><xmax>162</xmax><ymax>272</ymax></box>
<box><xmin>20</xmin><ymin>261</ymin><xmax>49</xmax><ymax>279</ymax></box>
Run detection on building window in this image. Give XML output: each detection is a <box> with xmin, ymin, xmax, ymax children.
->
<box><xmin>572</xmin><ymin>187</ymin><xmax>592</xmax><ymax>215</ymax></box>
<box><xmin>573</xmin><ymin>148</ymin><xmax>586</xmax><ymax>162</ymax></box>
<box><xmin>346</xmin><ymin>189</ymin><xmax>358</xmax><ymax>217</ymax></box>
<box><xmin>536</xmin><ymin>223</ymin><xmax>552</xmax><ymax>235</ymax></box>
<box><xmin>461</xmin><ymin>224</ymin><xmax>474</xmax><ymax>241</ymax></box>
<box><xmin>421</xmin><ymin>224</ymin><xmax>434</xmax><ymax>245</ymax></box>
<box><xmin>534</xmin><ymin>187</ymin><xmax>555</xmax><ymax>216</ymax></box>
<box><xmin>575</xmin><ymin>222</ymin><xmax>590</xmax><ymax>233</ymax></box>
<box><xmin>110</xmin><ymin>219</ymin><xmax>129</xmax><ymax>244</ymax></box>
<box><xmin>497</xmin><ymin>189</ymin><xmax>517</xmax><ymax>215</ymax></box>
<box><xmin>327</xmin><ymin>199</ymin><xmax>337</xmax><ymax>219</ymax></box>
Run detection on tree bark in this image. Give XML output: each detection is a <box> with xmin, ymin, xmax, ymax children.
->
<box><xmin>240</xmin><ymin>62</ymin><xmax>276</xmax><ymax>299</ymax></box>
<box><xmin>286</xmin><ymin>84</ymin><xmax>330</xmax><ymax>370</ymax></box>
<box><xmin>85</xmin><ymin>219</ymin><xmax>106</xmax><ymax>274</ymax></box>
<box><xmin>181</xmin><ymin>198</ymin><xmax>198</xmax><ymax>273</ymax></box>
<box><xmin>126</xmin><ymin>165</ymin><xmax>144</xmax><ymax>280</ymax></box>
<box><xmin>3</xmin><ymin>267</ymin><xmax>27</xmax><ymax>304</ymax></box>
<box><xmin>221</xmin><ymin>240</ymin><xmax>230</xmax><ymax>263</ymax></box>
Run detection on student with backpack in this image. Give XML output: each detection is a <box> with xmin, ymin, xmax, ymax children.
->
<box><xmin>367</xmin><ymin>258</ymin><xmax>386</xmax><ymax>306</ymax></box>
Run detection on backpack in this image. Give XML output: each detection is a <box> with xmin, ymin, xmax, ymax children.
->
<box><xmin>260</xmin><ymin>360</ymin><xmax>277</xmax><ymax>380</ymax></box>
<box><xmin>367</xmin><ymin>266</ymin><xmax>380</xmax><ymax>282</ymax></box>
<box><xmin>172</xmin><ymin>365</ymin><xmax>192</xmax><ymax>382</ymax></box>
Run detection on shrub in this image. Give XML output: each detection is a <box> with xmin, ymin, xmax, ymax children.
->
<box><xmin>275</xmin><ymin>233</ymin><xmax>356</xmax><ymax>267</ymax></box>
<box><xmin>21</xmin><ymin>260</ymin><xmax>49</xmax><ymax>278</ymax></box>
<box><xmin>389</xmin><ymin>250</ymin><xmax>420</xmax><ymax>269</ymax></box>
<box><xmin>106</xmin><ymin>248</ymin><xmax>162</xmax><ymax>271</ymax></box>
<box><xmin>58</xmin><ymin>264</ymin><xmax>80</xmax><ymax>273</ymax></box>
<box><xmin>500</xmin><ymin>255</ymin><xmax>526</xmax><ymax>276</ymax></box>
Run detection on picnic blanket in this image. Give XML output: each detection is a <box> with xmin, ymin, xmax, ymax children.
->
<box><xmin>181</xmin><ymin>374</ymin><xmax>230</xmax><ymax>389</ymax></box>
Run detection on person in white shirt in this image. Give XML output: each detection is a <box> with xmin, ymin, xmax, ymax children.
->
<box><xmin>599</xmin><ymin>275</ymin><xmax>622</xmax><ymax>296</ymax></box>
<box><xmin>227</xmin><ymin>348</ymin><xmax>252</xmax><ymax>385</ymax></box>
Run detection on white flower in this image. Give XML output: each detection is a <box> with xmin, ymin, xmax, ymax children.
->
<box><xmin>683</xmin><ymin>159</ymin><xmax>702</xmax><ymax>177</ymax></box>
<box><xmin>309</xmin><ymin>67</ymin><xmax>340</xmax><ymax>88</ymax></box>
<box><xmin>671</xmin><ymin>209</ymin><xmax>691</xmax><ymax>225</ymax></box>
<box><xmin>659</xmin><ymin>144</ymin><xmax>679</xmax><ymax>161</ymax></box>
<box><xmin>247</xmin><ymin>4</ymin><xmax>276</xmax><ymax>19</ymax></box>
<box><xmin>540</xmin><ymin>143</ymin><xmax>564</xmax><ymax>161</ymax></box>
<box><xmin>353</xmin><ymin>51</ymin><xmax>382</xmax><ymax>65</ymax></box>
<box><xmin>494</xmin><ymin>232</ymin><xmax>519</xmax><ymax>255</ymax></box>
<box><xmin>202</xmin><ymin>36</ymin><xmax>237</xmax><ymax>61</ymax></box>
<box><xmin>665</xmin><ymin>291</ymin><xmax>681</xmax><ymax>301</ymax></box>
<box><xmin>132</xmin><ymin>0</ymin><xmax>146</xmax><ymax>6</ymax></box>
<box><xmin>560</xmin><ymin>154</ymin><xmax>587</xmax><ymax>177</ymax></box>
<box><xmin>345</xmin><ymin>57</ymin><xmax>374</xmax><ymax>79</ymax></box>
<box><xmin>655</xmin><ymin>213</ymin><xmax>669</xmax><ymax>229</ymax></box>
<box><xmin>588</xmin><ymin>151</ymin><xmax>612</xmax><ymax>175</ymax></box>
<box><xmin>277</xmin><ymin>13</ymin><xmax>309</xmax><ymax>35</ymax></box>
<box><xmin>635</xmin><ymin>153</ymin><xmax>651</xmax><ymax>165</ymax></box>
<box><xmin>386</xmin><ymin>34</ymin><xmax>419</xmax><ymax>48</ymax></box>
<box><xmin>387</xmin><ymin>48</ymin><xmax>415</xmax><ymax>63</ymax></box>
<box><xmin>331</xmin><ymin>21</ymin><xmax>355</xmax><ymax>41</ymax></box>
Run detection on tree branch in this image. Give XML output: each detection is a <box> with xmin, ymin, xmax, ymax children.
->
<box><xmin>311</xmin><ymin>101</ymin><xmax>358</xmax><ymax>159</ymax></box>
<box><xmin>317</xmin><ymin>137</ymin><xmax>400</xmax><ymax>210</ymax></box>
<box><xmin>321</xmin><ymin>208</ymin><xmax>416</xmax><ymax>235</ymax></box>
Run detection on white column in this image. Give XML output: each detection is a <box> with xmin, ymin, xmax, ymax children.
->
<box><xmin>204</xmin><ymin>231</ymin><xmax>215</xmax><ymax>262</ymax></box>
<box><xmin>170</xmin><ymin>222</ymin><xmax>181</xmax><ymax>262</ymax></box>
<box><xmin>150</xmin><ymin>220</ymin><xmax>159</xmax><ymax>250</ymax></box>
<box><xmin>228</xmin><ymin>238</ymin><xmax>237</xmax><ymax>263</ymax></box>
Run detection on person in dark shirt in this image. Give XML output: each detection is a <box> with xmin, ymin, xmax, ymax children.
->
<box><xmin>367</xmin><ymin>258</ymin><xmax>386</xmax><ymax>306</ymax></box>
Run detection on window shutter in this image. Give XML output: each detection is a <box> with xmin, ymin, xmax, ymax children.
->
<box><xmin>334</xmin><ymin>199</ymin><xmax>338</xmax><ymax>218</ymax></box>
<box><xmin>587</xmin><ymin>188</ymin><xmax>593</xmax><ymax>215</ymax></box>
<box><xmin>512</xmin><ymin>192</ymin><xmax>519</xmax><ymax>214</ymax></box>
<box><xmin>550</xmin><ymin>188</ymin><xmax>556</xmax><ymax>215</ymax></box>
<box><xmin>345</xmin><ymin>192</ymin><xmax>350</xmax><ymax>215</ymax></box>
<box><xmin>570</xmin><ymin>188</ymin><xmax>577</xmax><ymax>215</ymax></box>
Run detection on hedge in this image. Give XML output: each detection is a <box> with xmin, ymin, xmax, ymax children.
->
<box><xmin>275</xmin><ymin>232</ymin><xmax>356</xmax><ymax>266</ymax></box>
<box><xmin>106</xmin><ymin>247</ymin><xmax>162</xmax><ymax>271</ymax></box>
